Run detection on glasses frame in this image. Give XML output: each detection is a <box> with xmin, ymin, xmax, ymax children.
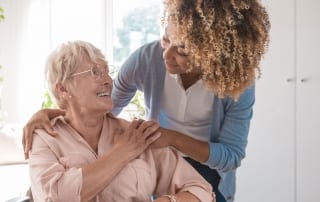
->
<box><xmin>71</xmin><ymin>64</ymin><xmax>117</xmax><ymax>80</ymax></box>
<box><xmin>72</xmin><ymin>69</ymin><xmax>92</xmax><ymax>77</ymax></box>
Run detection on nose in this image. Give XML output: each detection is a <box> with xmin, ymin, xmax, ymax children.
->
<box><xmin>163</xmin><ymin>45</ymin><xmax>177</xmax><ymax>61</ymax></box>
<box><xmin>101</xmin><ymin>73</ymin><xmax>113</xmax><ymax>85</ymax></box>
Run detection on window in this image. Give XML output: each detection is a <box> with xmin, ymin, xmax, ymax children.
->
<box><xmin>41</xmin><ymin>0</ymin><xmax>162</xmax><ymax>119</ymax></box>
<box><xmin>112</xmin><ymin>0</ymin><xmax>161</xmax><ymax>119</ymax></box>
<box><xmin>113</xmin><ymin>0</ymin><xmax>161</xmax><ymax>64</ymax></box>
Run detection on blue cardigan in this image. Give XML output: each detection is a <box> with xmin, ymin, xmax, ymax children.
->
<box><xmin>112</xmin><ymin>40</ymin><xmax>255</xmax><ymax>202</ymax></box>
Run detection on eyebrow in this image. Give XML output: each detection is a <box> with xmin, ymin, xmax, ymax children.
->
<box><xmin>163</xmin><ymin>28</ymin><xmax>185</xmax><ymax>48</ymax></box>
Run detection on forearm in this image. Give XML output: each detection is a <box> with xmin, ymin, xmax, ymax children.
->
<box><xmin>42</xmin><ymin>108</ymin><xmax>65</xmax><ymax>119</ymax></box>
<box><xmin>165</xmin><ymin>129</ymin><xmax>210</xmax><ymax>163</ymax></box>
<box><xmin>81</xmin><ymin>145</ymin><xmax>133</xmax><ymax>201</ymax></box>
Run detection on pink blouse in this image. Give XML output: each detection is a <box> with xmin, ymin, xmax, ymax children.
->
<box><xmin>29</xmin><ymin>114</ymin><xmax>214</xmax><ymax>202</ymax></box>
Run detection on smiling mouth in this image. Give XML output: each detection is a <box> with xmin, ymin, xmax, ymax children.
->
<box><xmin>96</xmin><ymin>92</ymin><xmax>110</xmax><ymax>97</ymax></box>
<box><xmin>165</xmin><ymin>62</ymin><xmax>179</xmax><ymax>69</ymax></box>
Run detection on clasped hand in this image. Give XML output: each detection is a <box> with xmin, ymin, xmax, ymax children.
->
<box><xmin>113</xmin><ymin>119</ymin><xmax>162</xmax><ymax>159</ymax></box>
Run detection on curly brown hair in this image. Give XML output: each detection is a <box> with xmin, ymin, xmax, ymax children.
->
<box><xmin>162</xmin><ymin>0</ymin><xmax>270</xmax><ymax>100</ymax></box>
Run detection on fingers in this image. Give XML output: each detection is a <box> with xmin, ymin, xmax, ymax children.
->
<box><xmin>43</xmin><ymin>124</ymin><xmax>58</xmax><ymax>137</ymax></box>
<box><xmin>135</xmin><ymin>120</ymin><xmax>158</xmax><ymax>136</ymax></box>
<box><xmin>128</xmin><ymin>119</ymin><xmax>144</xmax><ymax>131</ymax></box>
<box><xmin>22</xmin><ymin>121</ymin><xmax>57</xmax><ymax>159</ymax></box>
<box><xmin>22</xmin><ymin>125</ymin><xmax>35</xmax><ymax>159</ymax></box>
<box><xmin>125</xmin><ymin>119</ymin><xmax>160</xmax><ymax>141</ymax></box>
<box><xmin>146</xmin><ymin>131</ymin><xmax>162</xmax><ymax>145</ymax></box>
<box><xmin>133</xmin><ymin>120</ymin><xmax>161</xmax><ymax>145</ymax></box>
<box><xmin>113</xmin><ymin>120</ymin><xmax>162</xmax><ymax>160</ymax></box>
<box><xmin>136</xmin><ymin>120</ymin><xmax>159</xmax><ymax>133</ymax></box>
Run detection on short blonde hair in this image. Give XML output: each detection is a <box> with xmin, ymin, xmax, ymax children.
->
<box><xmin>162</xmin><ymin>0</ymin><xmax>270</xmax><ymax>100</ymax></box>
<box><xmin>45</xmin><ymin>40</ymin><xmax>107</xmax><ymax>108</ymax></box>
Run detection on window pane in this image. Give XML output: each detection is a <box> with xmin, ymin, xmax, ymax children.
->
<box><xmin>112</xmin><ymin>0</ymin><xmax>161</xmax><ymax>119</ymax></box>
<box><xmin>113</xmin><ymin>0</ymin><xmax>161</xmax><ymax>65</ymax></box>
<box><xmin>51</xmin><ymin>0</ymin><xmax>106</xmax><ymax>51</ymax></box>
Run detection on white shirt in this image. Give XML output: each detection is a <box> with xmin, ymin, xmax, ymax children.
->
<box><xmin>159</xmin><ymin>72</ymin><xmax>215</xmax><ymax>142</ymax></box>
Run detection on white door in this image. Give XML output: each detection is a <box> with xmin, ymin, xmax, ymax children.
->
<box><xmin>236</xmin><ymin>0</ymin><xmax>296</xmax><ymax>201</ymax></box>
<box><xmin>296</xmin><ymin>0</ymin><xmax>320</xmax><ymax>201</ymax></box>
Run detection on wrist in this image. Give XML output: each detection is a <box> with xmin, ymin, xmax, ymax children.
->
<box><xmin>46</xmin><ymin>108</ymin><xmax>65</xmax><ymax>119</ymax></box>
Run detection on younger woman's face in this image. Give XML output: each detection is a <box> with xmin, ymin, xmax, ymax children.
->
<box><xmin>161</xmin><ymin>24</ymin><xmax>189</xmax><ymax>74</ymax></box>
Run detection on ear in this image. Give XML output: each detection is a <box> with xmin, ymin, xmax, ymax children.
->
<box><xmin>55</xmin><ymin>82</ymin><xmax>69</xmax><ymax>98</ymax></box>
<box><xmin>56</xmin><ymin>82</ymin><xmax>74</xmax><ymax>99</ymax></box>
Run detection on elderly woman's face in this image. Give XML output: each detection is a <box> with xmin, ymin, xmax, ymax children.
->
<box><xmin>66</xmin><ymin>55</ymin><xmax>113</xmax><ymax>114</ymax></box>
<box><xmin>161</xmin><ymin>24</ymin><xmax>190</xmax><ymax>74</ymax></box>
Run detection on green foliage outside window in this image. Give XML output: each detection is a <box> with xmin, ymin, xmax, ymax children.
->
<box><xmin>129</xmin><ymin>90</ymin><xmax>145</xmax><ymax>118</ymax></box>
<box><xmin>41</xmin><ymin>91</ymin><xmax>57</xmax><ymax>109</ymax></box>
<box><xmin>0</xmin><ymin>7</ymin><xmax>5</xmax><ymax>22</ymax></box>
<box><xmin>113</xmin><ymin>3</ymin><xmax>160</xmax><ymax>118</ymax></box>
<box><xmin>114</xmin><ymin>4</ymin><xmax>160</xmax><ymax>63</ymax></box>
<box><xmin>0</xmin><ymin>6</ymin><xmax>5</xmax><ymax>83</ymax></box>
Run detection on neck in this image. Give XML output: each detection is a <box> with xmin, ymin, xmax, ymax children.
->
<box><xmin>64</xmin><ymin>110</ymin><xmax>104</xmax><ymax>152</ymax></box>
<box><xmin>180</xmin><ymin>72</ymin><xmax>201</xmax><ymax>90</ymax></box>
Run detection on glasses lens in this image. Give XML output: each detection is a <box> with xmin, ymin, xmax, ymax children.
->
<box><xmin>91</xmin><ymin>65</ymin><xmax>110</xmax><ymax>80</ymax></box>
<box><xmin>91</xmin><ymin>65</ymin><xmax>101</xmax><ymax>77</ymax></box>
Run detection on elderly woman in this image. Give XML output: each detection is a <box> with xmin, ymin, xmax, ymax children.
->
<box><xmin>28</xmin><ymin>40</ymin><xmax>215</xmax><ymax>202</ymax></box>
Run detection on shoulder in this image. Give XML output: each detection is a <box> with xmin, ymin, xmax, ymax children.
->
<box><xmin>219</xmin><ymin>85</ymin><xmax>255</xmax><ymax>109</ymax></box>
<box><xmin>127</xmin><ymin>40</ymin><xmax>163</xmax><ymax>65</ymax></box>
<box><xmin>32</xmin><ymin>116</ymin><xmax>66</xmax><ymax>145</ymax></box>
<box><xmin>135</xmin><ymin>40</ymin><xmax>162</xmax><ymax>55</ymax></box>
<box><xmin>105</xmin><ymin>113</ymin><xmax>129</xmax><ymax>130</ymax></box>
<box><xmin>120</xmin><ymin>40</ymin><xmax>162</xmax><ymax>74</ymax></box>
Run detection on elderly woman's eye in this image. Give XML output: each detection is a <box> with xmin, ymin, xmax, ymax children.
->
<box><xmin>92</xmin><ymin>66</ymin><xmax>100</xmax><ymax>76</ymax></box>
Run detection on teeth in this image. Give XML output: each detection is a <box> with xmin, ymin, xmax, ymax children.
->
<box><xmin>97</xmin><ymin>92</ymin><xmax>110</xmax><ymax>97</ymax></box>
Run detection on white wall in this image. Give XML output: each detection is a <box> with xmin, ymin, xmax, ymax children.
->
<box><xmin>0</xmin><ymin>0</ymin><xmax>50</xmax><ymax>124</ymax></box>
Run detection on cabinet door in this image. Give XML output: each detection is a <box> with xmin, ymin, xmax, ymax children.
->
<box><xmin>296</xmin><ymin>0</ymin><xmax>320</xmax><ymax>201</ymax></box>
<box><xmin>236</xmin><ymin>0</ymin><xmax>296</xmax><ymax>201</ymax></box>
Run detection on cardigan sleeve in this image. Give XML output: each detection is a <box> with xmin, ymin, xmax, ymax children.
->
<box><xmin>111</xmin><ymin>48</ymin><xmax>140</xmax><ymax>116</ymax></box>
<box><xmin>205</xmin><ymin>86</ymin><xmax>255</xmax><ymax>172</ymax></box>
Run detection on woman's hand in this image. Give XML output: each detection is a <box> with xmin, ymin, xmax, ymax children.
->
<box><xmin>22</xmin><ymin>108</ymin><xmax>65</xmax><ymax>159</ymax></box>
<box><xmin>113</xmin><ymin>119</ymin><xmax>162</xmax><ymax>160</ymax></box>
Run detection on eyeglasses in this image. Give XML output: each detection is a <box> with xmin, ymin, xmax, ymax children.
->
<box><xmin>72</xmin><ymin>64</ymin><xmax>115</xmax><ymax>80</ymax></box>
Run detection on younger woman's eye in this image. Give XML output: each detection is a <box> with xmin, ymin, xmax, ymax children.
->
<box><xmin>162</xmin><ymin>36</ymin><xmax>170</xmax><ymax>43</ymax></box>
<box><xmin>176</xmin><ymin>46</ymin><xmax>189</xmax><ymax>57</ymax></box>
